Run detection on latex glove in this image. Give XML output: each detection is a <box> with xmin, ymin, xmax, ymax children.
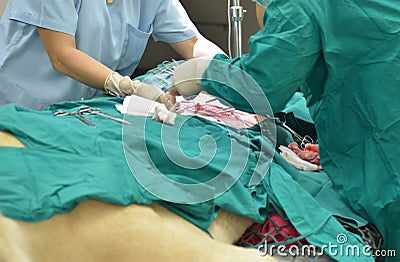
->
<box><xmin>169</xmin><ymin>58</ymin><xmax>210</xmax><ymax>100</ymax></box>
<box><xmin>104</xmin><ymin>71</ymin><xmax>139</xmax><ymax>97</ymax></box>
<box><xmin>192</xmin><ymin>37</ymin><xmax>226</xmax><ymax>58</ymax></box>
<box><xmin>104</xmin><ymin>71</ymin><xmax>173</xmax><ymax>108</ymax></box>
<box><xmin>135</xmin><ymin>82</ymin><xmax>174</xmax><ymax>110</ymax></box>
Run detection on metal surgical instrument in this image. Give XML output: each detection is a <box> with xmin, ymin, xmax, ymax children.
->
<box><xmin>54</xmin><ymin>109</ymin><xmax>96</xmax><ymax>127</ymax></box>
<box><xmin>78</xmin><ymin>106</ymin><xmax>132</xmax><ymax>125</ymax></box>
<box><xmin>266</xmin><ymin>115</ymin><xmax>314</xmax><ymax>149</ymax></box>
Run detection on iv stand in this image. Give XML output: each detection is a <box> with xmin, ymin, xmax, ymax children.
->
<box><xmin>230</xmin><ymin>0</ymin><xmax>245</xmax><ymax>57</ymax></box>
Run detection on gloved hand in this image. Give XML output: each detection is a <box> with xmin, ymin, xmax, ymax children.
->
<box><xmin>169</xmin><ymin>58</ymin><xmax>210</xmax><ymax>100</ymax></box>
<box><xmin>105</xmin><ymin>71</ymin><xmax>173</xmax><ymax>109</ymax></box>
<box><xmin>135</xmin><ymin>82</ymin><xmax>174</xmax><ymax>110</ymax></box>
<box><xmin>104</xmin><ymin>71</ymin><xmax>139</xmax><ymax>97</ymax></box>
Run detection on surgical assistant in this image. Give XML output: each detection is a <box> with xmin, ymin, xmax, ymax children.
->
<box><xmin>0</xmin><ymin>0</ymin><xmax>223</xmax><ymax>110</ymax></box>
<box><xmin>172</xmin><ymin>0</ymin><xmax>400</xmax><ymax>258</ymax></box>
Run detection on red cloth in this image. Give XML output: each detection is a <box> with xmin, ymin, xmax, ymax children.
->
<box><xmin>288</xmin><ymin>142</ymin><xmax>321</xmax><ymax>166</ymax></box>
<box><xmin>238</xmin><ymin>211</ymin><xmax>307</xmax><ymax>247</ymax></box>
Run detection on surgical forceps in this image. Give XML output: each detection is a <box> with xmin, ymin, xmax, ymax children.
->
<box><xmin>152</xmin><ymin>60</ymin><xmax>180</xmax><ymax>75</ymax></box>
<box><xmin>78</xmin><ymin>106</ymin><xmax>132</xmax><ymax>125</ymax></box>
<box><xmin>54</xmin><ymin>108</ymin><xmax>96</xmax><ymax>127</ymax></box>
<box><xmin>266</xmin><ymin>115</ymin><xmax>314</xmax><ymax>149</ymax></box>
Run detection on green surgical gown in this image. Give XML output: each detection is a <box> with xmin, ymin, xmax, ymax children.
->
<box><xmin>202</xmin><ymin>0</ymin><xmax>400</xmax><ymax>258</ymax></box>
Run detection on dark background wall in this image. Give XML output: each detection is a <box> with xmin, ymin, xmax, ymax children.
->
<box><xmin>132</xmin><ymin>0</ymin><xmax>260</xmax><ymax>77</ymax></box>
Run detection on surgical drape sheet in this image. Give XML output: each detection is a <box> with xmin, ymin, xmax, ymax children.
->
<box><xmin>0</xmin><ymin>98</ymin><xmax>371</xmax><ymax>261</ymax></box>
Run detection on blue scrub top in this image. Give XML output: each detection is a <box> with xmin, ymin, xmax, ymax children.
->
<box><xmin>0</xmin><ymin>0</ymin><xmax>198</xmax><ymax>110</ymax></box>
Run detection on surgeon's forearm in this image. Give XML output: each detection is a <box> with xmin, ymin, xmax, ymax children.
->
<box><xmin>170</xmin><ymin>35</ymin><xmax>225</xmax><ymax>59</ymax></box>
<box><xmin>37</xmin><ymin>27</ymin><xmax>111</xmax><ymax>90</ymax></box>
<box><xmin>192</xmin><ymin>37</ymin><xmax>226</xmax><ymax>58</ymax></box>
<box><xmin>256</xmin><ymin>4</ymin><xmax>266</xmax><ymax>29</ymax></box>
<box><xmin>51</xmin><ymin>47</ymin><xmax>111</xmax><ymax>90</ymax></box>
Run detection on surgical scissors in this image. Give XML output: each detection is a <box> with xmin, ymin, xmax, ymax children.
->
<box><xmin>54</xmin><ymin>109</ymin><xmax>96</xmax><ymax>127</ymax></box>
<box><xmin>78</xmin><ymin>106</ymin><xmax>132</xmax><ymax>125</ymax></box>
<box><xmin>265</xmin><ymin>115</ymin><xmax>314</xmax><ymax>149</ymax></box>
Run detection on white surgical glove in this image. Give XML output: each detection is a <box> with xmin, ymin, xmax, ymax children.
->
<box><xmin>134</xmin><ymin>82</ymin><xmax>174</xmax><ymax>109</ymax></box>
<box><xmin>170</xmin><ymin>58</ymin><xmax>210</xmax><ymax>99</ymax></box>
<box><xmin>104</xmin><ymin>71</ymin><xmax>139</xmax><ymax>97</ymax></box>
<box><xmin>104</xmin><ymin>71</ymin><xmax>174</xmax><ymax>109</ymax></box>
<box><xmin>134</xmin><ymin>82</ymin><xmax>164</xmax><ymax>101</ymax></box>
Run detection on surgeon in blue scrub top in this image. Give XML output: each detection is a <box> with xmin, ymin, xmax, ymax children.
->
<box><xmin>170</xmin><ymin>0</ymin><xmax>400</xmax><ymax>259</ymax></box>
<box><xmin>0</xmin><ymin>0</ymin><xmax>223</xmax><ymax>110</ymax></box>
